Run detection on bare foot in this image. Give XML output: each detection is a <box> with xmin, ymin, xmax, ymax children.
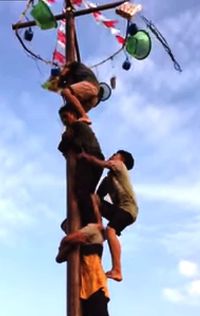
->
<box><xmin>55</xmin><ymin>244</ymin><xmax>71</xmax><ymax>263</ymax></box>
<box><xmin>55</xmin><ymin>249</ymin><xmax>68</xmax><ymax>263</ymax></box>
<box><xmin>106</xmin><ymin>270</ymin><xmax>122</xmax><ymax>282</ymax></box>
<box><xmin>78</xmin><ymin>117</ymin><xmax>92</xmax><ymax>125</ymax></box>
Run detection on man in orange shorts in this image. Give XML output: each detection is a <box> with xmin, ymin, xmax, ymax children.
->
<box><xmin>56</xmin><ymin>195</ymin><xmax>110</xmax><ymax>316</ymax></box>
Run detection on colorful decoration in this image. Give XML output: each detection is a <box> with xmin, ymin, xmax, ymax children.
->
<box><xmin>116</xmin><ymin>2</ymin><xmax>142</xmax><ymax>20</ymax></box>
<box><xmin>14</xmin><ymin>0</ymin><xmax>182</xmax><ymax>72</ymax></box>
<box><xmin>126</xmin><ymin>30</ymin><xmax>152</xmax><ymax>60</ymax></box>
<box><xmin>52</xmin><ymin>0</ymin><xmax>126</xmax><ymax>65</ymax></box>
<box><xmin>52</xmin><ymin>19</ymin><xmax>66</xmax><ymax>65</ymax></box>
<box><xmin>83</xmin><ymin>1</ymin><xmax>125</xmax><ymax>45</ymax></box>
<box><xmin>46</xmin><ymin>0</ymin><xmax>56</xmax><ymax>3</ymax></box>
<box><xmin>30</xmin><ymin>0</ymin><xmax>57</xmax><ymax>30</ymax></box>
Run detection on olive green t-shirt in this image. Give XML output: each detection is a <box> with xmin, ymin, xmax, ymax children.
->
<box><xmin>107</xmin><ymin>160</ymin><xmax>138</xmax><ymax>219</ymax></box>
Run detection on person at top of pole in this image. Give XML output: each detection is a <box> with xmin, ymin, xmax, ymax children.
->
<box><xmin>56</xmin><ymin>61</ymin><xmax>102</xmax><ymax>124</ymax></box>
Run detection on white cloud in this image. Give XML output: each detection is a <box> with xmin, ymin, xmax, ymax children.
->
<box><xmin>163</xmin><ymin>279</ymin><xmax>200</xmax><ymax>306</ymax></box>
<box><xmin>162</xmin><ymin>260</ymin><xmax>200</xmax><ymax>306</ymax></box>
<box><xmin>161</xmin><ymin>216</ymin><xmax>200</xmax><ymax>258</ymax></box>
<box><xmin>0</xmin><ymin>199</ymin><xmax>34</xmax><ymax>226</ymax></box>
<box><xmin>187</xmin><ymin>280</ymin><xmax>200</xmax><ymax>296</ymax></box>
<box><xmin>163</xmin><ymin>283</ymin><xmax>200</xmax><ymax>306</ymax></box>
<box><xmin>179</xmin><ymin>260</ymin><xmax>199</xmax><ymax>278</ymax></box>
<box><xmin>163</xmin><ymin>288</ymin><xmax>184</xmax><ymax>303</ymax></box>
<box><xmin>0</xmin><ymin>97</ymin><xmax>64</xmax><ymax>244</ymax></box>
<box><xmin>137</xmin><ymin>182</ymin><xmax>200</xmax><ymax>209</ymax></box>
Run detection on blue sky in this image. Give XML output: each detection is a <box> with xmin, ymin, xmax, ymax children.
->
<box><xmin>0</xmin><ymin>0</ymin><xmax>200</xmax><ymax>316</ymax></box>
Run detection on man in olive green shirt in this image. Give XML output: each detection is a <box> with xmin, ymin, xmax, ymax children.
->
<box><xmin>79</xmin><ymin>150</ymin><xmax>138</xmax><ymax>282</ymax></box>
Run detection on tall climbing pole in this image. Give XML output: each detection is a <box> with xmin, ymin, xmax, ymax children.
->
<box><xmin>64</xmin><ymin>2</ymin><xmax>82</xmax><ymax>316</ymax></box>
<box><xmin>12</xmin><ymin>1</ymin><xmax>126</xmax><ymax>316</ymax></box>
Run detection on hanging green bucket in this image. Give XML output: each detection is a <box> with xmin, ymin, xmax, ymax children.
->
<box><xmin>126</xmin><ymin>30</ymin><xmax>152</xmax><ymax>60</ymax></box>
<box><xmin>31</xmin><ymin>0</ymin><xmax>57</xmax><ymax>30</ymax></box>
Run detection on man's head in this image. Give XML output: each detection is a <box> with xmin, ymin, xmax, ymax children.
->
<box><xmin>58</xmin><ymin>104</ymin><xmax>79</xmax><ymax>126</ymax></box>
<box><xmin>110</xmin><ymin>150</ymin><xmax>134</xmax><ymax>170</ymax></box>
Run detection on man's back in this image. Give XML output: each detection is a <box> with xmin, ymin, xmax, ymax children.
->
<box><xmin>98</xmin><ymin>160</ymin><xmax>138</xmax><ymax>219</ymax></box>
<box><xmin>58</xmin><ymin>121</ymin><xmax>103</xmax><ymax>158</ymax></box>
<box><xmin>60</xmin><ymin>61</ymin><xmax>99</xmax><ymax>87</ymax></box>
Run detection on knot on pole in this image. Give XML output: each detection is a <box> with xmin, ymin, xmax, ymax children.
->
<box><xmin>66</xmin><ymin>6</ymin><xmax>74</xmax><ymax>13</ymax></box>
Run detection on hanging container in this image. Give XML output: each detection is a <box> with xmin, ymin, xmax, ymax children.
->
<box><xmin>30</xmin><ymin>0</ymin><xmax>57</xmax><ymax>30</ymax></box>
<box><xmin>24</xmin><ymin>27</ymin><xmax>34</xmax><ymax>41</ymax></box>
<box><xmin>110</xmin><ymin>76</ymin><xmax>116</xmax><ymax>89</ymax></box>
<box><xmin>126</xmin><ymin>30</ymin><xmax>152</xmax><ymax>60</ymax></box>
<box><xmin>127</xmin><ymin>23</ymin><xmax>138</xmax><ymax>36</ymax></box>
<box><xmin>122</xmin><ymin>58</ymin><xmax>131</xmax><ymax>70</ymax></box>
<box><xmin>51</xmin><ymin>67</ymin><xmax>60</xmax><ymax>77</ymax></box>
<box><xmin>99</xmin><ymin>82</ymin><xmax>112</xmax><ymax>101</ymax></box>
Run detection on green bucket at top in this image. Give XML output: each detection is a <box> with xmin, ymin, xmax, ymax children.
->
<box><xmin>31</xmin><ymin>0</ymin><xmax>57</xmax><ymax>30</ymax></box>
<box><xmin>126</xmin><ymin>30</ymin><xmax>152</xmax><ymax>60</ymax></box>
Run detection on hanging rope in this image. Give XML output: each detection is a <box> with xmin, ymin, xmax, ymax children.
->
<box><xmin>16</xmin><ymin>0</ymin><xmax>33</xmax><ymax>25</ymax></box>
<box><xmin>90</xmin><ymin>19</ymin><xmax>129</xmax><ymax>68</ymax></box>
<box><xmin>15</xmin><ymin>0</ymin><xmax>57</xmax><ymax>66</ymax></box>
<box><xmin>141</xmin><ymin>15</ymin><xmax>182</xmax><ymax>72</ymax></box>
<box><xmin>15</xmin><ymin>29</ymin><xmax>56</xmax><ymax>65</ymax></box>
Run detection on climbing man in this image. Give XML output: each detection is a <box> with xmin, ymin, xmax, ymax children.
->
<box><xmin>57</xmin><ymin>61</ymin><xmax>102</xmax><ymax>124</ymax></box>
<box><xmin>78</xmin><ymin>150</ymin><xmax>139</xmax><ymax>282</ymax></box>
<box><xmin>56</xmin><ymin>194</ymin><xmax>110</xmax><ymax>316</ymax></box>
<box><xmin>58</xmin><ymin>104</ymin><xmax>104</xmax><ymax>225</ymax></box>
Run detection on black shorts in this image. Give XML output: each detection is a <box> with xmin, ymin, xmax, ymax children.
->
<box><xmin>81</xmin><ymin>289</ymin><xmax>109</xmax><ymax>316</ymax></box>
<box><xmin>101</xmin><ymin>200</ymin><xmax>135</xmax><ymax>236</ymax></box>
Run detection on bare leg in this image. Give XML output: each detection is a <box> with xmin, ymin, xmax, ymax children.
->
<box><xmin>91</xmin><ymin>193</ymin><xmax>102</xmax><ymax>226</ymax></box>
<box><xmin>106</xmin><ymin>226</ymin><xmax>122</xmax><ymax>282</ymax></box>
<box><xmin>61</xmin><ymin>88</ymin><xmax>91</xmax><ymax>124</ymax></box>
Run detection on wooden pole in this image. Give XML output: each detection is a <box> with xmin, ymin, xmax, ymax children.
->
<box><xmin>12</xmin><ymin>0</ymin><xmax>126</xmax><ymax>30</ymax></box>
<box><xmin>65</xmin><ymin>2</ymin><xmax>81</xmax><ymax>316</ymax></box>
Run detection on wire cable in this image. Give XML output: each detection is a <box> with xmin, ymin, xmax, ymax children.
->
<box><xmin>141</xmin><ymin>15</ymin><xmax>182</xmax><ymax>72</ymax></box>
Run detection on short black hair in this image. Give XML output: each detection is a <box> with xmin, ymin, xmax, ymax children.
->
<box><xmin>58</xmin><ymin>104</ymin><xmax>68</xmax><ymax>117</ymax></box>
<box><xmin>117</xmin><ymin>150</ymin><xmax>134</xmax><ymax>170</ymax></box>
<box><xmin>58</xmin><ymin>103</ymin><xmax>80</xmax><ymax>118</ymax></box>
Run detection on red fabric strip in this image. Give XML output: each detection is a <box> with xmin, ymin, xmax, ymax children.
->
<box><xmin>53</xmin><ymin>50</ymin><xmax>65</xmax><ymax>64</ymax></box>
